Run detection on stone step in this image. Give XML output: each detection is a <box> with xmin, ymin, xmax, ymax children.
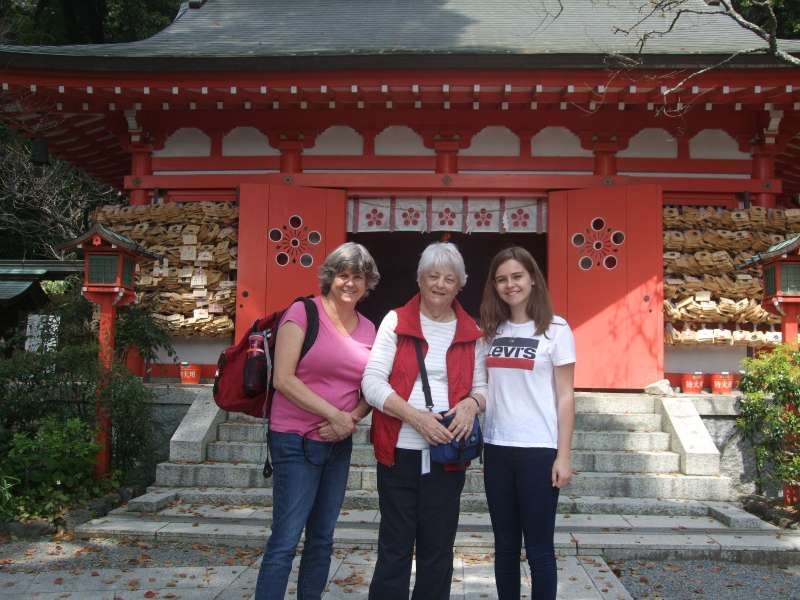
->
<box><xmin>576</xmin><ymin>450</ymin><xmax>679</xmax><ymax>473</ymax></box>
<box><xmin>567</xmin><ymin>472</ymin><xmax>731</xmax><ymax>501</ymax></box>
<box><xmin>135</xmin><ymin>488</ymin><xmax>764</xmax><ymax>525</ymax></box>
<box><xmin>155</xmin><ymin>462</ymin><xmax>729</xmax><ymax>500</ymax></box>
<box><xmin>572</xmin><ymin>430</ymin><xmax>670</xmax><ymax>451</ymax></box>
<box><xmin>574</xmin><ymin>394</ymin><xmax>656</xmax><ymax>414</ymax></box>
<box><xmin>207</xmin><ymin>442</ymin><xmax>680</xmax><ymax>474</ymax></box>
<box><xmin>76</xmin><ymin>507</ymin><xmax>793</xmax><ymax>561</ymax></box>
<box><xmin>218</xmin><ymin>423</ymin><xmax>670</xmax><ymax>451</ymax></box>
<box><xmin>112</xmin><ymin>503</ymin><xmax>740</xmax><ymax>534</ymax></box>
<box><xmin>217</xmin><ymin>421</ymin><xmax>267</xmax><ymax>443</ymax></box>
<box><xmin>227</xmin><ymin>393</ymin><xmax>660</xmax><ymax>423</ymax></box>
<box><xmin>574</xmin><ymin>413</ymin><xmax>662</xmax><ymax>432</ymax></box>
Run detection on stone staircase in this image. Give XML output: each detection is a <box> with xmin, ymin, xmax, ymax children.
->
<box><xmin>79</xmin><ymin>387</ymin><xmax>800</xmax><ymax>560</ymax></box>
<box><xmin>149</xmin><ymin>389</ymin><xmax>731</xmax><ymax>505</ymax></box>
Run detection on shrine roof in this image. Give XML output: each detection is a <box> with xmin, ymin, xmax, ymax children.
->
<box><xmin>59</xmin><ymin>224</ymin><xmax>161</xmax><ymax>260</ymax></box>
<box><xmin>0</xmin><ymin>260</ymin><xmax>84</xmax><ymax>280</ymax></box>
<box><xmin>0</xmin><ymin>280</ymin><xmax>35</xmax><ymax>301</ymax></box>
<box><xmin>1</xmin><ymin>0</ymin><xmax>799</xmax><ymax>71</ymax></box>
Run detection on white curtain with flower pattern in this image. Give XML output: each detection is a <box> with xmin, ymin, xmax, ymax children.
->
<box><xmin>347</xmin><ymin>198</ymin><xmax>546</xmax><ymax>234</ymax></box>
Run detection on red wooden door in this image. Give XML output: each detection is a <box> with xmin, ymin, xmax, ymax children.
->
<box><xmin>236</xmin><ymin>184</ymin><xmax>346</xmax><ymax>336</ymax></box>
<box><xmin>548</xmin><ymin>185</ymin><xmax>663</xmax><ymax>389</ymax></box>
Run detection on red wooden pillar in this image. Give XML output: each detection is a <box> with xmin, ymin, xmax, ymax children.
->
<box><xmin>751</xmin><ymin>146</ymin><xmax>777</xmax><ymax>208</ymax></box>
<box><xmin>594</xmin><ymin>149</ymin><xmax>617</xmax><ymax>177</ymax></box>
<box><xmin>782</xmin><ymin>305</ymin><xmax>800</xmax><ymax>347</ymax></box>
<box><xmin>83</xmin><ymin>292</ymin><xmax>117</xmax><ymax>477</ymax></box>
<box><xmin>586</xmin><ymin>136</ymin><xmax>623</xmax><ymax>177</ymax></box>
<box><xmin>434</xmin><ymin>141</ymin><xmax>460</xmax><ymax>174</ymax></box>
<box><xmin>279</xmin><ymin>143</ymin><xmax>303</xmax><ymax>173</ymax></box>
<box><xmin>129</xmin><ymin>144</ymin><xmax>153</xmax><ymax>206</ymax></box>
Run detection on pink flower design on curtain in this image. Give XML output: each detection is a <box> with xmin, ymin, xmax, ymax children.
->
<box><xmin>510</xmin><ymin>208</ymin><xmax>529</xmax><ymax>228</ymax></box>
<box><xmin>474</xmin><ymin>208</ymin><xmax>492</xmax><ymax>227</ymax></box>
<box><xmin>366</xmin><ymin>208</ymin><xmax>385</xmax><ymax>227</ymax></box>
<box><xmin>402</xmin><ymin>207</ymin><xmax>421</xmax><ymax>226</ymax></box>
<box><xmin>438</xmin><ymin>207</ymin><xmax>456</xmax><ymax>226</ymax></box>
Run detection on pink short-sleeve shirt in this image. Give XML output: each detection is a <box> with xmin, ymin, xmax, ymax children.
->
<box><xmin>269</xmin><ymin>296</ymin><xmax>376</xmax><ymax>440</ymax></box>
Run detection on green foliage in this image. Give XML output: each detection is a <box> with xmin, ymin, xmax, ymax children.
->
<box><xmin>737</xmin><ymin>0</ymin><xmax>800</xmax><ymax>39</ymax></box>
<box><xmin>101</xmin><ymin>364</ymin><xmax>156</xmax><ymax>481</ymax></box>
<box><xmin>0</xmin><ymin>475</ymin><xmax>18</xmax><ymax>521</ymax></box>
<box><xmin>737</xmin><ymin>345</ymin><xmax>800</xmax><ymax>492</ymax></box>
<box><xmin>104</xmin><ymin>0</ymin><xmax>182</xmax><ymax>43</ymax></box>
<box><xmin>0</xmin><ymin>345</ymin><xmax>155</xmax><ymax>485</ymax></box>
<box><xmin>21</xmin><ymin>275</ymin><xmax>175</xmax><ymax>365</ymax></box>
<box><xmin>0</xmin><ymin>417</ymin><xmax>114</xmax><ymax>520</ymax></box>
<box><xmin>42</xmin><ymin>275</ymin><xmax>95</xmax><ymax>348</ymax></box>
<box><xmin>1</xmin><ymin>0</ymin><xmax>182</xmax><ymax>45</ymax></box>
<box><xmin>0</xmin><ymin>344</ymin><xmax>100</xmax><ymax>444</ymax></box>
<box><xmin>116</xmin><ymin>304</ymin><xmax>176</xmax><ymax>365</ymax></box>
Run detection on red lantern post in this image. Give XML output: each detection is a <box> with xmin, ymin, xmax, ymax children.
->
<box><xmin>59</xmin><ymin>224</ymin><xmax>159</xmax><ymax>477</ymax></box>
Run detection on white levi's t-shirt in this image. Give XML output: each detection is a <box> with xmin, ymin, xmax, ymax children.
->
<box><xmin>483</xmin><ymin>317</ymin><xmax>576</xmax><ymax>448</ymax></box>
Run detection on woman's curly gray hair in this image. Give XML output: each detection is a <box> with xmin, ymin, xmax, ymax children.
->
<box><xmin>319</xmin><ymin>242</ymin><xmax>381</xmax><ymax>298</ymax></box>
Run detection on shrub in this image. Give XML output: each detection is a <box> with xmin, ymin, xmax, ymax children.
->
<box><xmin>0</xmin><ymin>344</ymin><xmax>99</xmax><ymax>443</ymax></box>
<box><xmin>102</xmin><ymin>364</ymin><xmax>155</xmax><ymax>482</ymax></box>
<box><xmin>737</xmin><ymin>345</ymin><xmax>800</xmax><ymax>494</ymax></box>
<box><xmin>0</xmin><ymin>346</ymin><xmax>154</xmax><ymax>485</ymax></box>
<box><xmin>0</xmin><ymin>417</ymin><xmax>111</xmax><ymax>520</ymax></box>
<box><xmin>0</xmin><ymin>475</ymin><xmax>18</xmax><ymax>522</ymax></box>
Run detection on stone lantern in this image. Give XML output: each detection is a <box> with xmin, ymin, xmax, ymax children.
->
<box><xmin>59</xmin><ymin>224</ymin><xmax>159</xmax><ymax>476</ymax></box>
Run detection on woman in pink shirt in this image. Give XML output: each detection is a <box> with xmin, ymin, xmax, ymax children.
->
<box><xmin>256</xmin><ymin>242</ymin><xmax>379</xmax><ymax>600</ymax></box>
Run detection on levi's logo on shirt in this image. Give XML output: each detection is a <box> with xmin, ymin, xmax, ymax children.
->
<box><xmin>487</xmin><ymin>337</ymin><xmax>540</xmax><ymax>370</ymax></box>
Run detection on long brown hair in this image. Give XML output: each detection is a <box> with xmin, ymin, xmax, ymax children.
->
<box><xmin>480</xmin><ymin>246</ymin><xmax>554</xmax><ymax>339</ymax></box>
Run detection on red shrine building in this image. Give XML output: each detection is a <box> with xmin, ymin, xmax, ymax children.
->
<box><xmin>1</xmin><ymin>0</ymin><xmax>800</xmax><ymax>389</ymax></box>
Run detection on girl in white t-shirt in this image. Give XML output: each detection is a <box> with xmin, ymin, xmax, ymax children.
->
<box><xmin>479</xmin><ymin>246</ymin><xmax>576</xmax><ymax>600</ymax></box>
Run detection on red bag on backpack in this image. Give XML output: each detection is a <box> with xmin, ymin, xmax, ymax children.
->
<box><xmin>213</xmin><ymin>297</ymin><xmax>319</xmax><ymax>418</ymax></box>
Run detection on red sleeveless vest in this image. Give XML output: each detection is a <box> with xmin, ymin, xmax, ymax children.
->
<box><xmin>370</xmin><ymin>293</ymin><xmax>482</xmax><ymax>468</ymax></box>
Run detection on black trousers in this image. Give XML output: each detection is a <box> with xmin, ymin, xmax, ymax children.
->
<box><xmin>368</xmin><ymin>449</ymin><xmax>466</xmax><ymax>600</ymax></box>
<box><xmin>484</xmin><ymin>444</ymin><xmax>560</xmax><ymax>600</ymax></box>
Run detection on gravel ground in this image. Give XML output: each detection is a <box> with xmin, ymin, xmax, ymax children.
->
<box><xmin>610</xmin><ymin>559</ymin><xmax>800</xmax><ymax>600</ymax></box>
<box><xmin>0</xmin><ymin>532</ymin><xmax>262</xmax><ymax>574</ymax></box>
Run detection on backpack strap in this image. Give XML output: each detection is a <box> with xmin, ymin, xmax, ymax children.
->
<box><xmin>297</xmin><ymin>296</ymin><xmax>319</xmax><ymax>360</ymax></box>
<box><xmin>262</xmin><ymin>296</ymin><xmax>320</xmax><ymax>480</ymax></box>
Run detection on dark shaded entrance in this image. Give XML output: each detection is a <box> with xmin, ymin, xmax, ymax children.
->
<box><xmin>348</xmin><ymin>232</ymin><xmax>547</xmax><ymax>326</ymax></box>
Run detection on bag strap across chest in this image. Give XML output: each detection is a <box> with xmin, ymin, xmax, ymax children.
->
<box><xmin>413</xmin><ymin>338</ymin><xmax>434</xmax><ymax>412</ymax></box>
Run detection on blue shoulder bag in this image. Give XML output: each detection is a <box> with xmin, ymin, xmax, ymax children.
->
<box><xmin>413</xmin><ymin>339</ymin><xmax>483</xmax><ymax>465</ymax></box>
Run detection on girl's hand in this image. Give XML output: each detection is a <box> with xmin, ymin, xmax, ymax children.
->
<box><xmin>551</xmin><ymin>453</ymin><xmax>573</xmax><ymax>488</ymax></box>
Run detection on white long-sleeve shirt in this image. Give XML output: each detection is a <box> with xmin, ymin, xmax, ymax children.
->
<box><xmin>362</xmin><ymin>310</ymin><xmax>488</xmax><ymax>450</ymax></box>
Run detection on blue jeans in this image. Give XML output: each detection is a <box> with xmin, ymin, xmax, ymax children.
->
<box><xmin>255</xmin><ymin>431</ymin><xmax>353</xmax><ymax>600</ymax></box>
<box><xmin>483</xmin><ymin>444</ymin><xmax>560</xmax><ymax>600</ymax></box>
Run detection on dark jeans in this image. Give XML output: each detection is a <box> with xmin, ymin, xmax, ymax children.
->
<box><xmin>255</xmin><ymin>431</ymin><xmax>352</xmax><ymax>600</ymax></box>
<box><xmin>369</xmin><ymin>449</ymin><xmax>466</xmax><ymax>600</ymax></box>
<box><xmin>483</xmin><ymin>444</ymin><xmax>560</xmax><ymax>600</ymax></box>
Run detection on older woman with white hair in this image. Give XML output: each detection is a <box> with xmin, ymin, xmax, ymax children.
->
<box><xmin>256</xmin><ymin>241</ymin><xmax>380</xmax><ymax>600</ymax></box>
<box><xmin>362</xmin><ymin>242</ymin><xmax>487</xmax><ymax>600</ymax></box>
